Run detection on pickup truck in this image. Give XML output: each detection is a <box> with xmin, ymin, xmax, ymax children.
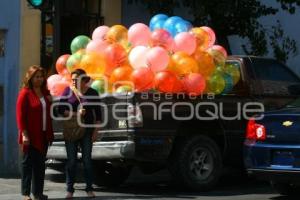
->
<box><xmin>47</xmin><ymin>55</ymin><xmax>300</xmax><ymax>191</ymax></box>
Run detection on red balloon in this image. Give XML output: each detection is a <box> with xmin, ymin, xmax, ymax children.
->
<box><xmin>183</xmin><ymin>73</ymin><xmax>206</xmax><ymax>95</ymax></box>
<box><xmin>151</xmin><ymin>29</ymin><xmax>174</xmax><ymax>51</ymax></box>
<box><xmin>131</xmin><ymin>67</ymin><xmax>154</xmax><ymax>92</ymax></box>
<box><xmin>56</xmin><ymin>54</ymin><xmax>70</xmax><ymax>74</ymax></box>
<box><xmin>154</xmin><ymin>70</ymin><xmax>179</xmax><ymax>93</ymax></box>
<box><xmin>104</xmin><ymin>43</ymin><xmax>128</xmax><ymax>76</ymax></box>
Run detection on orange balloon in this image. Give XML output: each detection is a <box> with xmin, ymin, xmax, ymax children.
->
<box><xmin>168</xmin><ymin>55</ymin><xmax>199</xmax><ymax>76</ymax></box>
<box><xmin>109</xmin><ymin>65</ymin><xmax>133</xmax><ymax>83</ymax></box>
<box><xmin>104</xmin><ymin>43</ymin><xmax>128</xmax><ymax>76</ymax></box>
<box><xmin>193</xmin><ymin>49</ymin><xmax>216</xmax><ymax>77</ymax></box>
<box><xmin>80</xmin><ymin>52</ymin><xmax>106</xmax><ymax>79</ymax></box>
<box><xmin>56</xmin><ymin>54</ymin><xmax>70</xmax><ymax>74</ymax></box>
<box><xmin>190</xmin><ymin>27</ymin><xmax>214</xmax><ymax>50</ymax></box>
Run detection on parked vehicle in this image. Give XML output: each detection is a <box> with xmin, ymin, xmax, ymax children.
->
<box><xmin>244</xmin><ymin>100</ymin><xmax>300</xmax><ymax>196</ymax></box>
<box><xmin>48</xmin><ymin>56</ymin><xmax>300</xmax><ymax>191</ymax></box>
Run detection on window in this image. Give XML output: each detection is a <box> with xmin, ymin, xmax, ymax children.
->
<box><xmin>252</xmin><ymin>59</ymin><xmax>300</xmax><ymax>95</ymax></box>
<box><xmin>0</xmin><ymin>30</ymin><xmax>5</xmax><ymax>57</ymax></box>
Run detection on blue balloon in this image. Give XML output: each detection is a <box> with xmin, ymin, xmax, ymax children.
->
<box><xmin>149</xmin><ymin>14</ymin><xmax>168</xmax><ymax>30</ymax></box>
<box><xmin>150</xmin><ymin>19</ymin><xmax>166</xmax><ymax>31</ymax></box>
<box><xmin>175</xmin><ymin>20</ymin><xmax>193</xmax><ymax>34</ymax></box>
<box><xmin>163</xmin><ymin>16</ymin><xmax>183</xmax><ymax>37</ymax></box>
<box><xmin>222</xmin><ymin>73</ymin><xmax>234</xmax><ymax>94</ymax></box>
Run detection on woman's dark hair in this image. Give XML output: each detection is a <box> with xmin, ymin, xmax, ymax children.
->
<box><xmin>22</xmin><ymin>65</ymin><xmax>46</xmax><ymax>89</ymax></box>
<box><xmin>71</xmin><ymin>69</ymin><xmax>91</xmax><ymax>83</ymax></box>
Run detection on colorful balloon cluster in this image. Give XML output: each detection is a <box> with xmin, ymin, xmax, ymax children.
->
<box><xmin>47</xmin><ymin>14</ymin><xmax>240</xmax><ymax>96</ymax></box>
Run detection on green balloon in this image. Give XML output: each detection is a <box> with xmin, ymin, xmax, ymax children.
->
<box><xmin>91</xmin><ymin>79</ymin><xmax>105</xmax><ymax>94</ymax></box>
<box><xmin>66</xmin><ymin>50</ymin><xmax>86</xmax><ymax>72</ymax></box>
<box><xmin>224</xmin><ymin>64</ymin><xmax>240</xmax><ymax>85</ymax></box>
<box><xmin>70</xmin><ymin>35</ymin><xmax>91</xmax><ymax>54</ymax></box>
<box><xmin>207</xmin><ymin>72</ymin><xmax>226</xmax><ymax>95</ymax></box>
<box><xmin>115</xmin><ymin>85</ymin><xmax>132</xmax><ymax>93</ymax></box>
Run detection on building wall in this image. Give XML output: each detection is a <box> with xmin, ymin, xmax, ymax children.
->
<box><xmin>0</xmin><ymin>0</ymin><xmax>21</xmax><ymax>175</ymax></box>
<box><xmin>102</xmin><ymin>0</ymin><xmax>122</xmax><ymax>26</ymax></box>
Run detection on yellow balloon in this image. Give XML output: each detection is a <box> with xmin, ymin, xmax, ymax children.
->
<box><xmin>207</xmin><ymin>48</ymin><xmax>226</xmax><ymax>68</ymax></box>
<box><xmin>80</xmin><ymin>52</ymin><xmax>106</xmax><ymax>79</ymax></box>
<box><xmin>168</xmin><ymin>52</ymin><xmax>198</xmax><ymax>76</ymax></box>
<box><xmin>193</xmin><ymin>49</ymin><xmax>216</xmax><ymax>78</ymax></box>
<box><xmin>207</xmin><ymin>72</ymin><xmax>225</xmax><ymax>94</ymax></box>
<box><xmin>106</xmin><ymin>25</ymin><xmax>128</xmax><ymax>45</ymax></box>
<box><xmin>190</xmin><ymin>28</ymin><xmax>211</xmax><ymax>50</ymax></box>
<box><xmin>224</xmin><ymin>63</ymin><xmax>241</xmax><ymax>85</ymax></box>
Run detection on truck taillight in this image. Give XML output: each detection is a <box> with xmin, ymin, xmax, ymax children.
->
<box><xmin>127</xmin><ymin>105</ymin><xmax>143</xmax><ymax>128</ymax></box>
<box><xmin>246</xmin><ymin>118</ymin><xmax>266</xmax><ymax>141</ymax></box>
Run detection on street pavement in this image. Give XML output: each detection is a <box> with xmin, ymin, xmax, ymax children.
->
<box><xmin>0</xmin><ymin>167</ymin><xmax>296</xmax><ymax>200</ymax></box>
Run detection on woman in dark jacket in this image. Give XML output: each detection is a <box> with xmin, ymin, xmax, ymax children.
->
<box><xmin>59</xmin><ymin>69</ymin><xmax>101</xmax><ymax>198</ymax></box>
<box><xmin>16</xmin><ymin>65</ymin><xmax>54</xmax><ymax>200</ymax></box>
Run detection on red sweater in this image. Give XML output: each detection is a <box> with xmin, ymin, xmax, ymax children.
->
<box><xmin>16</xmin><ymin>87</ymin><xmax>54</xmax><ymax>154</ymax></box>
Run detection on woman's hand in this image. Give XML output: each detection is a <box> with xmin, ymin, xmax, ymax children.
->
<box><xmin>22</xmin><ymin>134</ymin><xmax>30</xmax><ymax>146</ymax></box>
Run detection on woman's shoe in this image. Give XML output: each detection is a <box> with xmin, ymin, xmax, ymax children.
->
<box><xmin>86</xmin><ymin>191</ymin><xmax>96</xmax><ymax>198</ymax></box>
<box><xmin>23</xmin><ymin>195</ymin><xmax>32</xmax><ymax>200</ymax></box>
<box><xmin>65</xmin><ymin>192</ymin><xmax>73</xmax><ymax>199</ymax></box>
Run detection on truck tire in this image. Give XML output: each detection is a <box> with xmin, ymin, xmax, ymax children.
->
<box><xmin>271</xmin><ymin>181</ymin><xmax>299</xmax><ymax>196</ymax></box>
<box><xmin>168</xmin><ymin>135</ymin><xmax>222</xmax><ymax>191</ymax></box>
<box><xmin>93</xmin><ymin>161</ymin><xmax>132</xmax><ymax>187</ymax></box>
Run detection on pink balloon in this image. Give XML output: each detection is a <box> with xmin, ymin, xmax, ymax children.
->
<box><xmin>92</xmin><ymin>26</ymin><xmax>110</xmax><ymax>41</ymax></box>
<box><xmin>200</xmin><ymin>26</ymin><xmax>216</xmax><ymax>48</ymax></box>
<box><xmin>51</xmin><ymin>81</ymin><xmax>69</xmax><ymax>97</ymax></box>
<box><xmin>146</xmin><ymin>47</ymin><xmax>169</xmax><ymax>72</ymax></box>
<box><xmin>183</xmin><ymin>73</ymin><xmax>206</xmax><ymax>95</ymax></box>
<box><xmin>47</xmin><ymin>74</ymin><xmax>63</xmax><ymax>90</ymax></box>
<box><xmin>129</xmin><ymin>46</ymin><xmax>149</xmax><ymax>69</ymax></box>
<box><xmin>174</xmin><ymin>32</ymin><xmax>196</xmax><ymax>55</ymax></box>
<box><xmin>128</xmin><ymin>23</ymin><xmax>151</xmax><ymax>47</ymax></box>
<box><xmin>86</xmin><ymin>40</ymin><xmax>109</xmax><ymax>54</ymax></box>
<box><xmin>151</xmin><ymin>29</ymin><xmax>174</xmax><ymax>52</ymax></box>
<box><xmin>210</xmin><ymin>45</ymin><xmax>228</xmax><ymax>58</ymax></box>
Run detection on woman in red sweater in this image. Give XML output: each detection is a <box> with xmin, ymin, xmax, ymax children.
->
<box><xmin>16</xmin><ymin>66</ymin><xmax>54</xmax><ymax>200</ymax></box>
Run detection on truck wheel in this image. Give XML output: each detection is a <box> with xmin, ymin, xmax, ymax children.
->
<box><xmin>271</xmin><ymin>181</ymin><xmax>299</xmax><ymax>196</ymax></box>
<box><xmin>93</xmin><ymin>161</ymin><xmax>132</xmax><ymax>187</ymax></box>
<box><xmin>168</xmin><ymin>135</ymin><xmax>222</xmax><ymax>191</ymax></box>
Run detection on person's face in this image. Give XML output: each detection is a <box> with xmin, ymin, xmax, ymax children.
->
<box><xmin>71</xmin><ymin>74</ymin><xmax>86</xmax><ymax>89</ymax></box>
<box><xmin>31</xmin><ymin>71</ymin><xmax>44</xmax><ymax>88</ymax></box>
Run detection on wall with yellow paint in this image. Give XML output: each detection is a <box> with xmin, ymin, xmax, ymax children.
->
<box><xmin>102</xmin><ymin>0</ymin><xmax>122</xmax><ymax>26</ymax></box>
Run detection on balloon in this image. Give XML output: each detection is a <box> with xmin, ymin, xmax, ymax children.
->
<box><xmin>115</xmin><ymin>85</ymin><xmax>133</xmax><ymax>93</ymax></box>
<box><xmin>47</xmin><ymin>74</ymin><xmax>63</xmax><ymax>91</ymax></box>
<box><xmin>175</xmin><ymin>20</ymin><xmax>193</xmax><ymax>34</ymax></box>
<box><xmin>92</xmin><ymin>25</ymin><xmax>110</xmax><ymax>41</ymax></box>
<box><xmin>182</xmin><ymin>73</ymin><xmax>206</xmax><ymax>95</ymax></box>
<box><xmin>91</xmin><ymin>79</ymin><xmax>106</xmax><ymax>94</ymax></box>
<box><xmin>70</xmin><ymin>35</ymin><xmax>91</xmax><ymax>54</ymax></box>
<box><xmin>224</xmin><ymin>63</ymin><xmax>241</xmax><ymax>85</ymax></box>
<box><xmin>151</xmin><ymin>29</ymin><xmax>174</xmax><ymax>51</ymax></box>
<box><xmin>207</xmin><ymin>45</ymin><xmax>227</xmax><ymax>68</ymax></box>
<box><xmin>193</xmin><ymin>49</ymin><xmax>216</xmax><ymax>77</ymax></box>
<box><xmin>66</xmin><ymin>50</ymin><xmax>86</xmax><ymax>72</ymax></box>
<box><xmin>207</xmin><ymin>72</ymin><xmax>226</xmax><ymax>94</ymax></box>
<box><xmin>146</xmin><ymin>47</ymin><xmax>169</xmax><ymax>73</ymax></box>
<box><xmin>149</xmin><ymin>14</ymin><xmax>168</xmax><ymax>31</ymax></box>
<box><xmin>222</xmin><ymin>73</ymin><xmax>234</xmax><ymax>94</ymax></box>
<box><xmin>106</xmin><ymin>25</ymin><xmax>128</xmax><ymax>45</ymax></box>
<box><xmin>109</xmin><ymin>65</ymin><xmax>133</xmax><ymax>83</ymax></box>
<box><xmin>174</xmin><ymin>32</ymin><xmax>196</xmax><ymax>55</ymax></box>
<box><xmin>163</xmin><ymin>16</ymin><xmax>183</xmax><ymax>37</ymax></box>
<box><xmin>50</xmin><ymin>81</ymin><xmax>69</xmax><ymax>97</ymax></box>
<box><xmin>129</xmin><ymin>46</ymin><xmax>149</xmax><ymax>69</ymax></box>
<box><xmin>104</xmin><ymin>43</ymin><xmax>128</xmax><ymax>76</ymax></box>
<box><xmin>151</xmin><ymin>19</ymin><xmax>166</xmax><ymax>31</ymax></box>
<box><xmin>56</xmin><ymin>54</ymin><xmax>70</xmax><ymax>75</ymax></box>
<box><xmin>128</xmin><ymin>23</ymin><xmax>151</xmax><ymax>47</ymax></box>
<box><xmin>169</xmin><ymin>54</ymin><xmax>199</xmax><ymax>76</ymax></box>
<box><xmin>201</xmin><ymin>26</ymin><xmax>216</xmax><ymax>48</ymax></box>
<box><xmin>131</xmin><ymin>67</ymin><xmax>154</xmax><ymax>92</ymax></box>
<box><xmin>190</xmin><ymin>27</ymin><xmax>215</xmax><ymax>50</ymax></box>
<box><xmin>80</xmin><ymin>52</ymin><xmax>106</xmax><ymax>79</ymax></box>
<box><xmin>154</xmin><ymin>70</ymin><xmax>179</xmax><ymax>93</ymax></box>
<box><xmin>86</xmin><ymin>40</ymin><xmax>109</xmax><ymax>54</ymax></box>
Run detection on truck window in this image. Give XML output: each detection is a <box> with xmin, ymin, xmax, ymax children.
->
<box><xmin>252</xmin><ymin>59</ymin><xmax>300</xmax><ymax>95</ymax></box>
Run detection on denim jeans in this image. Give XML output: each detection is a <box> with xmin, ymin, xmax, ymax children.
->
<box><xmin>21</xmin><ymin>146</ymin><xmax>46</xmax><ymax>196</ymax></box>
<box><xmin>65</xmin><ymin>128</ymin><xmax>94</xmax><ymax>193</ymax></box>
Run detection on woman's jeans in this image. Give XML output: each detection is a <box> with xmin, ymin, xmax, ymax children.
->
<box><xmin>21</xmin><ymin>146</ymin><xmax>46</xmax><ymax>196</ymax></box>
<box><xmin>65</xmin><ymin>129</ymin><xmax>94</xmax><ymax>193</ymax></box>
